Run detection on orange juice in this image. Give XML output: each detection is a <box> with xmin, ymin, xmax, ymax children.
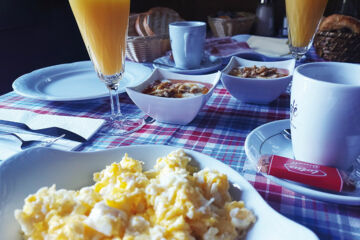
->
<box><xmin>286</xmin><ymin>0</ymin><xmax>327</xmax><ymax>47</ymax></box>
<box><xmin>69</xmin><ymin>0</ymin><xmax>130</xmax><ymax>76</ymax></box>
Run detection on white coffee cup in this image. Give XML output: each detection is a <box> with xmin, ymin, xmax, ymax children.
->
<box><xmin>169</xmin><ymin>21</ymin><xmax>206</xmax><ymax>69</ymax></box>
<box><xmin>290</xmin><ymin>62</ymin><xmax>360</xmax><ymax>170</ymax></box>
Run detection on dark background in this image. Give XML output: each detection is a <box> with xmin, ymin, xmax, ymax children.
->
<box><xmin>0</xmin><ymin>0</ymin><xmax>354</xmax><ymax>95</ymax></box>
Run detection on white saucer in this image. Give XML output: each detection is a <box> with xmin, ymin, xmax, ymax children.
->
<box><xmin>153</xmin><ymin>55</ymin><xmax>223</xmax><ymax>74</ymax></box>
<box><xmin>12</xmin><ymin>61</ymin><xmax>152</xmax><ymax>101</ymax></box>
<box><xmin>245</xmin><ymin>119</ymin><xmax>360</xmax><ymax>206</ymax></box>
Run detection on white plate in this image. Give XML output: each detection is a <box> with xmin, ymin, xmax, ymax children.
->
<box><xmin>12</xmin><ymin>61</ymin><xmax>152</xmax><ymax>101</ymax></box>
<box><xmin>153</xmin><ymin>55</ymin><xmax>223</xmax><ymax>74</ymax></box>
<box><xmin>0</xmin><ymin>145</ymin><xmax>318</xmax><ymax>240</ymax></box>
<box><xmin>245</xmin><ymin>119</ymin><xmax>360</xmax><ymax>205</ymax></box>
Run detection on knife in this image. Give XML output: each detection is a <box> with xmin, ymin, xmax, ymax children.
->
<box><xmin>0</xmin><ymin>120</ymin><xmax>87</xmax><ymax>142</ymax></box>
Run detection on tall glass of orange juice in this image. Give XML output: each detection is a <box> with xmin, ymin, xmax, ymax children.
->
<box><xmin>285</xmin><ymin>0</ymin><xmax>328</xmax><ymax>60</ymax></box>
<box><xmin>69</xmin><ymin>0</ymin><xmax>144</xmax><ymax>135</ymax></box>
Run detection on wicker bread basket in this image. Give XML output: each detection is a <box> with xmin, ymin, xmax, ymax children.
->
<box><xmin>126</xmin><ymin>35</ymin><xmax>170</xmax><ymax>63</ymax></box>
<box><xmin>126</xmin><ymin>8</ymin><xmax>183</xmax><ymax>62</ymax></box>
<box><xmin>313</xmin><ymin>31</ymin><xmax>360</xmax><ymax>63</ymax></box>
<box><xmin>126</xmin><ymin>13</ymin><xmax>171</xmax><ymax>62</ymax></box>
<box><xmin>208</xmin><ymin>12</ymin><xmax>255</xmax><ymax>37</ymax></box>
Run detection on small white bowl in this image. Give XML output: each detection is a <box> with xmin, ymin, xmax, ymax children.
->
<box><xmin>126</xmin><ymin>69</ymin><xmax>221</xmax><ymax>125</ymax></box>
<box><xmin>221</xmin><ymin>56</ymin><xmax>296</xmax><ymax>104</ymax></box>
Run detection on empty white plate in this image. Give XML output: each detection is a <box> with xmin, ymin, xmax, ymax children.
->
<box><xmin>12</xmin><ymin>61</ymin><xmax>152</xmax><ymax>101</ymax></box>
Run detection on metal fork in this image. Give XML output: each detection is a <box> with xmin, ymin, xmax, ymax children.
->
<box><xmin>0</xmin><ymin>131</ymin><xmax>65</xmax><ymax>149</ymax></box>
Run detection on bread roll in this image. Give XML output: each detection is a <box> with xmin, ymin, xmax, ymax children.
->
<box><xmin>319</xmin><ymin>14</ymin><xmax>360</xmax><ymax>34</ymax></box>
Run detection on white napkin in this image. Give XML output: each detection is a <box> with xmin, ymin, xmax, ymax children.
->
<box><xmin>0</xmin><ymin>109</ymin><xmax>105</xmax><ymax>161</ymax></box>
<box><xmin>247</xmin><ymin>35</ymin><xmax>290</xmax><ymax>57</ymax></box>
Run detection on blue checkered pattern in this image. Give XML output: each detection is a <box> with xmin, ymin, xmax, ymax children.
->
<box><xmin>0</xmin><ymin>45</ymin><xmax>358</xmax><ymax>240</ymax></box>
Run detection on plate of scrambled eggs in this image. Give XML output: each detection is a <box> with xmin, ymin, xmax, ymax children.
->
<box><xmin>0</xmin><ymin>145</ymin><xmax>318</xmax><ymax>240</ymax></box>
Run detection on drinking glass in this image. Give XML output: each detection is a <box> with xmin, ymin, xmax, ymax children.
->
<box><xmin>69</xmin><ymin>0</ymin><xmax>144</xmax><ymax>135</ymax></box>
<box><xmin>285</xmin><ymin>0</ymin><xmax>328</xmax><ymax>61</ymax></box>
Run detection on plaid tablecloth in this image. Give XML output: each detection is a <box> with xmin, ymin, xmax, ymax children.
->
<box><xmin>0</xmin><ymin>46</ymin><xmax>358</xmax><ymax>240</ymax></box>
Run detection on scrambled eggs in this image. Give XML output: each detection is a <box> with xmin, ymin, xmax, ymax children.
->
<box><xmin>15</xmin><ymin>149</ymin><xmax>256</xmax><ymax>240</ymax></box>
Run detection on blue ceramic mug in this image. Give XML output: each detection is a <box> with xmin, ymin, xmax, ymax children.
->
<box><xmin>169</xmin><ymin>21</ymin><xmax>206</xmax><ymax>69</ymax></box>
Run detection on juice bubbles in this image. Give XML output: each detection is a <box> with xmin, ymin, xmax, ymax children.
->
<box><xmin>286</xmin><ymin>0</ymin><xmax>328</xmax><ymax>48</ymax></box>
<box><xmin>69</xmin><ymin>0</ymin><xmax>130</xmax><ymax>77</ymax></box>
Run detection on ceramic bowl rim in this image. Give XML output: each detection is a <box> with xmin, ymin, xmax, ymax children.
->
<box><xmin>126</xmin><ymin>69</ymin><xmax>221</xmax><ymax>101</ymax></box>
<box><xmin>221</xmin><ymin>56</ymin><xmax>296</xmax><ymax>82</ymax></box>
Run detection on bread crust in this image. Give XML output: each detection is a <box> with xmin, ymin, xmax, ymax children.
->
<box><xmin>143</xmin><ymin>7</ymin><xmax>183</xmax><ymax>36</ymax></box>
<box><xmin>147</xmin><ymin>7</ymin><xmax>179</xmax><ymax>16</ymax></box>
<box><xmin>319</xmin><ymin>14</ymin><xmax>360</xmax><ymax>34</ymax></box>
<box><xmin>135</xmin><ymin>13</ymin><xmax>148</xmax><ymax>37</ymax></box>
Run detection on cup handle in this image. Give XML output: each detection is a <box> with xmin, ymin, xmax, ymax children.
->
<box><xmin>184</xmin><ymin>32</ymin><xmax>191</xmax><ymax>58</ymax></box>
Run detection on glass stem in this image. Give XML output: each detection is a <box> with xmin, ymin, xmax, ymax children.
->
<box><xmin>294</xmin><ymin>54</ymin><xmax>303</xmax><ymax>62</ymax></box>
<box><xmin>107</xmin><ymin>83</ymin><xmax>122</xmax><ymax>121</ymax></box>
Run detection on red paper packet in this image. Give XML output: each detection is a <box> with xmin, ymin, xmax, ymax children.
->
<box><xmin>257</xmin><ymin>155</ymin><xmax>355</xmax><ymax>192</ymax></box>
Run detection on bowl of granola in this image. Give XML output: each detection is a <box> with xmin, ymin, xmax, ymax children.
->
<box><xmin>221</xmin><ymin>56</ymin><xmax>295</xmax><ymax>104</ymax></box>
<box><xmin>126</xmin><ymin>68</ymin><xmax>221</xmax><ymax>124</ymax></box>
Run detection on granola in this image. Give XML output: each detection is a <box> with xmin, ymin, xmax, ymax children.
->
<box><xmin>229</xmin><ymin>65</ymin><xmax>288</xmax><ymax>79</ymax></box>
<box><xmin>143</xmin><ymin>79</ymin><xmax>210</xmax><ymax>98</ymax></box>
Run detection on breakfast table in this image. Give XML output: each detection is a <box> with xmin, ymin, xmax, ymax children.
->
<box><xmin>0</xmin><ymin>44</ymin><xmax>358</xmax><ymax>240</ymax></box>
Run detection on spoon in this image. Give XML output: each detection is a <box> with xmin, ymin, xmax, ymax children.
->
<box><xmin>0</xmin><ymin>131</ymin><xmax>65</xmax><ymax>149</ymax></box>
<box><xmin>281</xmin><ymin>129</ymin><xmax>292</xmax><ymax>140</ymax></box>
<box><xmin>152</xmin><ymin>61</ymin><xmax>192</xmax><ymax>70</ymax></box>
<box><xmin>144</xmin><ymin>116</ymin><xmax>155</xmax><ymax>124</ymax></box>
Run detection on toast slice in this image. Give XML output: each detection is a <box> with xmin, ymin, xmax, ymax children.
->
<box><xmin>135</xmin><ymin>13</ymin><xmax>149</xmax><ymax>36</ymax></box>
<box><xmin>128</xmin><ymin>14</ymin><xmax>140</xmax><ymax>36</ymax></box>
<box><xmin>143</xmin><ymin>7</ymin><xmax>183</xmax><ymax>36</ymax></box>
